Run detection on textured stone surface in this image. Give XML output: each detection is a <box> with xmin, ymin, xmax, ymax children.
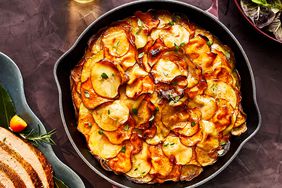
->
<box><xmin>0</xmin><ymin>0</ymin><xmax>281</xmax><ymax>187</ymax></box>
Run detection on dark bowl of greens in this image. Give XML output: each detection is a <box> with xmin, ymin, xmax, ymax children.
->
<box><xmin>234</xmin><ymin>0</ymin><xmax>282</xmax><ymax>44</ymax></box>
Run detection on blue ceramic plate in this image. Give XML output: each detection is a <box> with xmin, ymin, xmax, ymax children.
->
<box><xmin>0</xmin><ymin>52</ymin><xmax>85</xmax><ymax>188</ymax></box>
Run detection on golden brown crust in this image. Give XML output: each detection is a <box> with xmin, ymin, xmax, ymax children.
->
<box><xmin>71</xmin><ymin>10</ymin><xmax>247</xmax><ymax>184</ymax></box>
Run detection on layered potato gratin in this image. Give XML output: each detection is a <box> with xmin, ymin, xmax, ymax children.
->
<box><xmin>70</xmin><ymin>10</ymin><xmax>247</xmax><ymax>183</ymax></box>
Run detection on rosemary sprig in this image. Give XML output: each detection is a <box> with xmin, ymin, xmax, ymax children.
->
<box><xmin>20</xmin><ymin>128</ymin><xmax>56</xmax><ymax>146</ymax></box>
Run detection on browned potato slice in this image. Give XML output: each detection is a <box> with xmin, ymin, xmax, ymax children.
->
<box><xmin>93</xmin><ymin>100</ymin><xmax>129</xmax><ymax>131</ymax></box>
<box><xmin>130</xmin><ymin>132</ymin><xmax>143</xmax><ymax>154</ymax></box>
<box><xmin>135</xmin><ymin>10</ymin><xmax>160</xmax><ymax>31</ymax></box>
<box><xmin>185</xmin><ymin>36</ymin><xmax>216</xmax><ymax>71</ymax></box>
<box><xmin>234</xmin><ymin>109</ymin><xmax>247</xmax><ymax>128</ymax></box>
<box><xmin>151</xmin><ymin>52</ymin><xmax>188</xmax><ymax>83</ymax></box>
<box><xmin>154</xmin><ymin>165</ymin><xmax>181</xmax><ymax>183</ymax></box>
<box><xmin>89</xmin><ymin>35</ymin><xmax>103</xmax><ymax>54</ymax></box>
<box><xmin>103</xmin><ymin>123</ymin><xmax>133</xmax><ymax>145</ymax></box>
<box><xmin>126</xmin><ymin>64</ymin><xmax>148</xmax><ymax>84</ymax></box>
<box><xmin>127</xmin><ymin>17</ymin><xmax>148</xmax><ymax>49</ymax></box>
<box><xmin>108</xmin><ymin>143</ymin><xmax>133</xmax><ymax>173</ymax></box>
<box><xmin>102</xmin><ymin>26</ymin><xmax>130</xmax><ymax>57</ymax></box>
<box><xmin>146</xmin><ymin>110</ymin><xmax>170</xmax><ymax>145</ymax></box>
<box><xmin>71</xmin><ymin>83</ymin><xmax>82</xmax><ymax>112</ymax></box>
<box><xmin>128</xmin><ymin>174</ymin><xmax>153</xmax><ymax>183</ymax></box>
<box><xmin>197</xmin><ymin>136</ymin><xmax>219</xmax><ymax>152</ymax></box>
<box><xmin>88</xmin><ymin>123</ymin><xmax>122</xmax><ymax>159</ymax></box>
<box><xmin>161</xmin><ymin>105</ymin><xmax>190</xmax><ymax>130</ymax></box>
<box><xmin>120</xmin><ymin>87</ymin><xmax>145</xmax><ymax>110</ymax></box>
<box><xmin>132</xmin><ymin>100</ymin><xmax>153</xmax><ymax>129</ymax></box>
<box><xmin>126</xmin><ymin>143</ymin><xmax>151</xmax><ymax>178</ymax></box>
<box><xmin>180</xmin><ymin>130</ymin><xmax>203</xmax><ymax>147</ymax></box>
<box><xmin>231</xmin><ymin>122</ymin><xmax>247</xmax><ymax>136</ymax></box>
<box><xmin>149</xmin><ymin>145</ymin><xmax>173</xmax><ymax>177</ymax></box>
<box><xmin>81</xmin><ymin>50</ymin><xmax>104</xmax><ymax>82</ymax></box>
<box><xmin>162</xmin><ymin>135</ymin><xmax>193</xmax><ymax>165</ymax></box>
<box><xmin>126</xmin><ymin>76</ymin><xmax>154</xmax><ymax>98</ymax></box>
<box><xmin>204</xmin><ymin>67</ymin><xmax>236</xmax><ymax>87</ymax></box>
<box><xmin>195</xmin><ymin>147</ymin><xmax>217</xmax><ymax>166</ymax></box>
<box><xmin>151</xmin><ymin>24</ymin><xmax>190</xmax><ymax>48</ymax></box>
<box><xmin>180</xmin><ymin>165</ymin><xmax>203</xmax><ymax>181</ymax></box>
<box><xmin>173</xmin><ymin>121</ymin><xmax>199</xmax><ymax>137</ymax></box>
<box><xmin>81</xmin><ymin>79</ymin><xmax>112</xmax><ymax>109</ymax></box>
<box><xmin>77</xmin><ymin>103</ymin><xmax>94</xmax><ymax>140</ymax></box>
<box><xmin>91</xmin><ymin>60</ymin><xmax>121</xmax><ymax>99</ymax></box>
<box><xmin>188</xmin><ymin>95</ymin><xmax>217</xmax><ymax>120</ymax></box>
<box><xmin>212</xmin><ymin>99</ymin><xmax>234</xmax><ymax>132</ymax></box>
<box><xmin>205</xmin><ymin>80</ymin><xmax>238</xmax><ymax>108</ymax></box>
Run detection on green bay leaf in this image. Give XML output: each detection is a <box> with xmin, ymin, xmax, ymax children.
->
<box><xmin>0</xmin><ymin>84</ymin><xmax>16</xmax><ymax>128</ymax></box>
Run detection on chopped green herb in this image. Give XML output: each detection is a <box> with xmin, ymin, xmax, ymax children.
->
<box><xmin>155</xmin><ymin>107</ymin><xmax>159</xmax><ymax>112</ymax></box>
<box><xmin>180</xmin><ymin>42</ymin><xmax>186</xmax><ymax>47</ymax></box>
<box><xmin>136</xmin><ymin>19</ymin><xmax>144</xmax><ymax>35</ymax></box>
<box><xmin>101</xmin><ymin>73</ymin><xmax>108</xmax><ymax>79</ymax></box>
<box><xmin>113</xmin><ymin>40</ymin><xmax>120</xmax><ymax>52</ymax></box>
<box><xmin>112</xmin><ymin>73</ymin><xmax>115</xmax><ymax>77</ymax></box>
<box><xmin>108</xmin><ymin>110</ymin><xmax>111</xmax><ymax>115</ymax></box>
<box><xmin>124</xmin><ymin>124</ymin><xmax>129</xmax><ymax>131</ymax></box>
<box><xmin>142</xmin><ymin>171</ymin><xmax>146</xmax><ymax>174</ymax></box>
<box><xmin>121</xmin><ymin>145</ymin><xmax>126</xmax><ymax>153</ymax></box>
<box><xmin>84</xmin><ymin>90</ymin><xmax>90</xmax><ymax>98</ymax></box>
<box><xmin>170</xmin><ymin>143</ymin><xmax>175</xmax><ymax>146</ymax></box>
<box><xmin>206</xmin><ymin>40</ymin><xmax>213</xmax><ymax>46</ymax></box>
<box><xmin>191</xmin><ymin>122</ymin><xmax>196</xmax><ymax>127</ymax></box>
<box><xmin>3</xmin><ymin>137</ymin><xmax>6</xmax><ymax>142</ymax></box>
<box><xmin>98</xmin><ymin>129</ymin><xmax>104</xmax><ymax>135</ymax></box>
<box><xmin>168</xmin><ymin>21</ymin><xmax>175</xmax><ymax>26</ymax></box>
<box><xmin>137</xmin><ymin>19</ymin><xmax>143</xmax><ymax>27</ymax></box>
<box><xmin>138</xmin><ymin>52</ymin><xmax>144</xmax><ymax>58</ymax></box>
<box><xmin>163</xmin><ymin>143</ymin><xmax>169</xmax><ymax>147</ymax></box>
<box><xmin>134</xmin><ymin>168</ymin><xmax>138</xmax><ymax>171</ymax></box>
<box><xmin>132</xmin><ymin>108</ymin><xmax>138</xmax><ymax>115</ymax></box>
<box><xmin>220</xmin><ymin>141</ymin><xmax>226</xmax><ymax>146</ymax></box>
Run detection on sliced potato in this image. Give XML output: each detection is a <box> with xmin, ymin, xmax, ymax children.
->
<box><xmin>128</xmin><ymin>174</ymin><xmax>153</xmax><ymax>183</ymax></box>
<box><xmin>90</xmin><ymin>35</ymin><xmax>103</xmax><ymax>54</ymax></box>
<box><xmin>188</xmin><ymin>95</ymin><xmax>217</xmax><ymax>120</ymax></box>
<box><xmin>77</xmin><ymin>103</ymin><xmax>94</xmax><ymax>140</ymax></box>
<box><xmin>205</xmin><ymin>80</ymin><xmax>238</xmax><ymax>108</ymax></box>
<box><xmin>71</xmin><ymin>83</ymin><xmax>82</xmax><ymax>112</ymax></box>
<box><xmin>204</xmin><ymin>67</ymin><xmax>235</xmax><ymax>87</ymax></box>
<box><xmin>161</xmin><ymin>105</ymin><xmax>190</xmax><ymax>130</ymax></box>
<box><xmin>234</xmin><ymin>108</ymin><xmax>247</xmax><ymax>128</ymax></box>
<box><xmin>180</xmin><ymin>130</ymin><xmax>203</xmax><ymax>147</ymax></box>
<box><xmin>180</xmin><ymin>165</ymin><xmax>203</xmax><ymax>181</ymax></box>
<box><xmin>108</xmin><ymin>143</ymin><xmax>133</xmax><ymax>173</ymax></box>
<box><xmin>151</xmin><ymin>52</ymin><xmax>188</xmax><ymax>83</ymax></box>
<box><xmin>195</xmin><ymin>147</ymin><xmax>217</xmax><ymax>166</ymax></box>
<box><xmin>126</xmin><ymin>64</ymin><xmax>148</xmax><ymax>84</ymax></box>
<box><xmin>127</xmin><ymin>17</ymin><xmax>149</xmax><ymax>49</ymax></box>
<box><xmin>151</xmin><ymin>24</ymin><xmax>190</xmax><ymax>48</ymax></box>
<box><xmin>103</xmin><ymin>123</ymin><xmax>133</xmax><ymax>145</ymax></box>
<box><xmin>91</xmin><ymin>60</ymin><xmax>121</xmax><ymax>98</ymax></box>
<box><xmin>132</xmin><ymin>100</ymin><xmax>153</xmax><ymax>129</ymax></box>
<box><xmin>126</xmin><ymin>76</ymin><xmax>154</xmax><ymax>98</ymax></box>
<box><xmin>81</xmin><ymin>79</ymin><xmax>112</xmax><ymax>109</ymax></box>
<box><xmin>93</xmin><ymin>100</ymin><xmax>129</xmax><ymax>131</ymax></box>
<box><xmin>162</xmin><ymin>135</ymin><xmax>193</xmax><ymax>165</ymax></box>
<box><xmin>149</xmin><ymin>145</ymin><xmax>173</xmax><ymax>177</ymax></box>
<box><xmin>231</xmin><ymin>122</ymin><xmax>247</xmax><ymax>136</ymax></box>
<box><xmin>102</xmin><ymin>26</ymin><xmax>130</xmax><ymax>57</ymax></box>
<box><xmin>154</xmin><ymin>165</ymin><xmax>181</xmax><ymax>183</ymax></box>
<box><xmin>130</xmin><ymin>132</ymin><xmax>143</xmax><ymax>154</ymax></box>
<box><xmin>88</xmin><ymin>123</ymin><xmax>122</xmax><ymax>159</ymax></box>
<box><xmin>146</xmin><ymin>110</ymin><xmax>170</xmax><ymax>145</ymax></box>
<box><xmin>81</xmin><ymin>50</ymin><xmax>104</xmax><ymax>82</ymax></box>
<box><xmin>212</xmin><ymin>99</ymin><xmax>234</xmax><ymax>132</ymax></box>
<box><xmin>126</xmin><ymin>142</ymin><xmax>151</xmax><ymax>178</ymax></box>
<box><xmin>135</xmin><ymin>10</ymin><xmax>160</xmax><ymax>31</ymax></box>
<box><xmin>173</xmin><ymin>121</ymin><xmax>199</xmax><ymax>137</ymax></box>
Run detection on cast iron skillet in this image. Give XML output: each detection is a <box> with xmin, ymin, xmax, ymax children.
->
<box><xmin>54</xmin><ymin>0</ymin><xmax>261</xmax><ymax>187</ymax></box>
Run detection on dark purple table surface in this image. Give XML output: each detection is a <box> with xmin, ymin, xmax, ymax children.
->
<box><xmin>1</xmin><ymin>0</ymin><xmax>282</xmax><ymax>187</ymax></box>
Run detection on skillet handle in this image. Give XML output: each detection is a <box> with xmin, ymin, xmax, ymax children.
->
<box><xmin>205</xmin><ymin>0</ymin><xmax>219</xmax><ymax>19</ymax></box>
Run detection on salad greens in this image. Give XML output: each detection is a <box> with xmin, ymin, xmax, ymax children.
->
<box><xmin>241</xmin><ymin>0</ymin><xmax>282</xmax><ymax>42</ymax></box>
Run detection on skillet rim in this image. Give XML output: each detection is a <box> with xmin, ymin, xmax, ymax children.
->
<box><xmin>53</xmin><ymin>0</ymin><xmax>262</xmax><ymax>187</ymax></box>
